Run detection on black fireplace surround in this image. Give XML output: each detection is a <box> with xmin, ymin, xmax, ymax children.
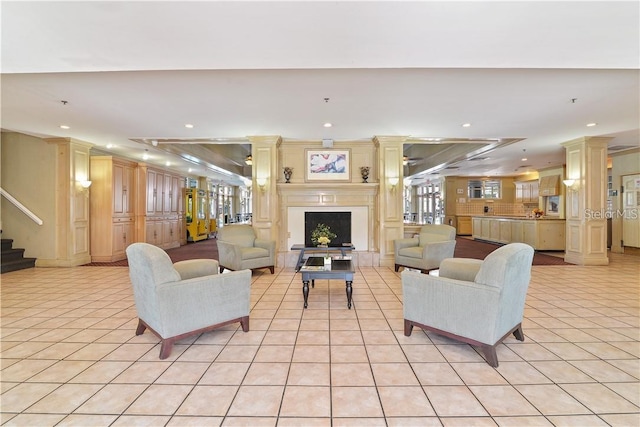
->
<box><xmin>305</xmin><ymin>212</ymin><xmax>352</xmax><ymax>247</ymax></box>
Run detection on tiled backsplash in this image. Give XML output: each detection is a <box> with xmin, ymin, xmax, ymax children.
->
<box><xmin>456</xmin><ymin>202</ymin><xmax>532</xmax><ymax>216</ymax></box>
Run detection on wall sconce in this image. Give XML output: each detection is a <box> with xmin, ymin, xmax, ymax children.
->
<box><xmin>388</xmin><ymin>177</ymin><xmax>399</xmax><ymax>192</ymax></box>
<box><xmin>256</xmin><ymin>177</ymin><xmax>267</xmax><ymax>192</ymax></box>
<box><xmin>563</xmin><ymin>179</ymin><xmax>576</xmax><ymax>189</ymax></box>
<box><xmin>80</xmin><ymin>180</ymin><xmax>92</xmax><ymax>189</ymax></box>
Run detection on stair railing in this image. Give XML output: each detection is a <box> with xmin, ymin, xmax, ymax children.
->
<box><xmin>0</xmin><ymin>187</ymin><xmax>44</xmax><ymax>226</ymax></box>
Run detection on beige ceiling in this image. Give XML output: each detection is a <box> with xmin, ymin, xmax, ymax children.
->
<box><xmin>1</xmin><ymin>1</ymin><xmax>638</xmax><ymax>186</ymax></box>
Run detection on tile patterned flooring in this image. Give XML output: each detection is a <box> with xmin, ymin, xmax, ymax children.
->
<box><xmin>1</xmin><ymin>253</ymin><xmax>638</xmax><ymax>426</ymax></box>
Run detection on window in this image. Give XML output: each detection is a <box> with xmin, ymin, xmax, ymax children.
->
<box><xmin>468</xmin><ymin>179</ymin><xmax>501</xmax><ymax>199</ymax></box>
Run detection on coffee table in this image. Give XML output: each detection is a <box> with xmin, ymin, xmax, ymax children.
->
<box><xmin>299</xmin><ymin>257</ymin><xmax>355</xmax><ymax>309</ymax></box>
<box><xmin>291</xmin><ymin>243</ymin><xmax>355</xmax><ymax>271</ymax></box>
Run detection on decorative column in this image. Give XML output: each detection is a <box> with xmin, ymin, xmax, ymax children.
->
<box><xmin>562</xmin><ymin>136</ymin><xmax>612</xmax><ymax>265</ymax></box>
<box><xmin>248</xmin><ymin>135</ymin><xmax>281</xmax><ymax>247</ymax></box>
<box><xmin>374</xmin><ymin>135</ymin><xmax>408</xmax><ymax>267</ymax></box>
<box><xmin>44</xmin><ymin>137</ymin><xmax>93</xmax><ymax>266</ymax></box>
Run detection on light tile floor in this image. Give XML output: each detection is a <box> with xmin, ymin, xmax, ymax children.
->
<box><xmin>1</xmin><ymin>253</ymin><xmax>638</xmax><ymax>426</ymax></box>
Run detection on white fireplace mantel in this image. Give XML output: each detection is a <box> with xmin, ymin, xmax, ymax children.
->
<box><xmin>277</xmin><ymin>183</ymin><xmax>379</xmax><ymax>261</ymax></box>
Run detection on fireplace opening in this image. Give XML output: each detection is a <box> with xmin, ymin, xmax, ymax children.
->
<box><xmin>305</xmin><ymin>212</ymin><xmax>352</xmax><ymax>247</ymax></box>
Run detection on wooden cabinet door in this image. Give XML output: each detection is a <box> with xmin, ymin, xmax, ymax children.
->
<box><xmin>472</xmin><ymin>217</ymin><xmax>482</xmax><ymax>238</ymax></box>
<box><xmin>499</xmin><ymin>220</ymin><xmax>511</xmax><ymax>243</ymax></box>
<box><xmin>522</xmin><ymin>222</ymin><xmax>537</xmax><ymax>247</ymax></box>
<box><xmin>169</xmin><ymin>175</ymin><xmax>181</xmax><ymax>214</ymax></box>
<box><xmin>155</xmin><ymin>172</ymin><xmax>165</xmax><ymax>214</ymax></box>
<box><xmin>114</xmin><ymin>163</ymin><xmax>135</xmax><ymax>216</ymax></box>
<box><xmin>147</xmin><ymin>169</ymin><xmax>158</xmax><ymax>215</ymax></box>
<box><xmin>122</xmin><ymin>165</ymin><xmax>135</xmax><ymax>215</ymax></box>
<box><xmin>162</xmin><ymin>174</ymin><xmax>172</xmax><ymax>214</ymax></box>
<box><xmin>515</xmin><ymin>183</ymin><xmax>524</xmax><ymax>202</ymax></box>
<box><xmin>530</xmin><ymin>180</ymin><xmax>539</xmax><ymax>200</ymax></box>
<box><xmin>113</xmin><ymin>163</ymin><xmax>126</xmax><ymax>215</ymax></box>
<box><xmin>112</xmin><ymin>221</ymin><xmax>133</xmax><ymax>258</ymax></box>
<box><xmin>145</xmin><ymin>220</ymin><xmax>162</xmax><ymax>245</ymax></box>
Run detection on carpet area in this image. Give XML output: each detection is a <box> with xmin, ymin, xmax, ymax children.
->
<box><xmin>84</xmin><ymin>237</ymin><xmax>567</xmax><ymax>267</ymax></box>
<box><xmin>454</xmin><ymin>237</ymin><xmax>569</xmax><ymax>265</ymax></box>
<box><xmin>83</xmin><ymin>238</ymin><xmax>219</xmax><ymax>267</ymax></box>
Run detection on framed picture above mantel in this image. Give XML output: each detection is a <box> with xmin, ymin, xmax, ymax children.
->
<box><xmin>305</xmin><ymin>149</ymin><xmax>351</xmax><ymax>182</ymax></box>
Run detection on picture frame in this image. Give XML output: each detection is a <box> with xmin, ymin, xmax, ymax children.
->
<box><xmin>546</xmin><ymin>195</ymin><xmax>560</xmax><ymax>216</ymax></box>
<box><xmin>305</xmin><ymin>149</ymin><xmax>351</xmax><ymax>182</ymax></box>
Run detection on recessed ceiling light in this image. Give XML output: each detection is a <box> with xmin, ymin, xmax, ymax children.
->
<box><xmin>521</xmin><ymin>157</ymin><xmax>528</xmax><ymax>161</ymax></box>
<box><xmin>462</xmin><ymin>123</ymin><xmax>471</xmax><ymax>128</ymax></box>
<box><xmin>59</xmin><ymin>125</ymin><xmax>70</xmax><ymax>129</ymax></box>
<box><xmin>188</xmin><ymin>168</ymin><xmax>193</xmax><ymax>173</ymax></box>
<box><xmin>323</xmin><ymin>122</ymin><xmax>332</xmax><ymax>128</ymax></box>
<box><xmin>185</xmin><ymin>124</ymin><xmax>194</xmax><ymax>128</ymax></box>
<box><xmin>142</xmin><ymin>154</ymin><xmax>149</xmax><ymax>160</ymax></box>
<box><xmin>106</xmin><ymin>143</ymin><xmax>115</xmax><ymax>149</ymax></box>
<box><xmin>165</xmin><ymin>161</ymin><xmax>171</xmax><ymax>166</ymax></box>
<box><xmin>586</xmin><ymin>122</ymin><xmax>597</xmax><ymax>127</ymax></box>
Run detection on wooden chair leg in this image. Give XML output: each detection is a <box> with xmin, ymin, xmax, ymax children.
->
<box><xmin>135</xmin><ymin>319</ymin><xmax>147</xmax><ymax>336</ymax></box>
<box><xmin>240</xmin><ymin>315</ymin><xmax>250</xmax><ymax>332</ymax></box>
<box><xmin>269</xmin><ymin>266</ymin><xmax>274</xmax><ymax>274</ymax></box>
<box><xmin>395</xmin><ymin>264</ymin><xmax>401</xmax><ymax>272</ymax></box>
<box><xmin>404</xmin><ymin>319</ymin><xmax>414</xmax><ymax>336</ymax></box>
<box><xmin>481</xmin><ymin>344</ymin><xmax>499</xmax><ymax>367</ymax></box>
<box><xmin>219</xmin><ymin>266</ymin><xmax>225</xmax><ymax>273</ymax></box>
<box><xmin>159</xmin><ymin>338</ymin><xmax>175</xmax><ymax>360</ymax></box>
<box><xmin>513</xmin><ymin>324</ymin><xmax>525</xmax><ymax>341</ymax></box>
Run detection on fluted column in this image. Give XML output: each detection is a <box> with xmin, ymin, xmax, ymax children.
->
<box><xmin>374</xmin><ymin>135</ymin><xmax>408</xmax><ymax>266</ymax></box>
<box><xmin>562</xmin><ymin>136</ymin><xmax>612</xmax><ymax>265</ymax></box>
<box><xmin>248</xmin><ymin>135</ymin><xmax>281</xmax><ymax>247</ymax></box>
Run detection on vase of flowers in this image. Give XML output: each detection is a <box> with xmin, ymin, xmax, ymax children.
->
<box><xmin>532</xmin><ymin>208</ymin><xmax>544</xmax><ymax>218</ymax></box>
<box><xmin>360</xmin><ymin>166</ymin><xmax>370</xmax><ymax>183</ymax></box>
<box><xmin>311</xmin><ymin>223</ymin><xmax>337</xmax><ymax>247</ymax></box>
<box><xmin>283</xmin><ymin>166</ymin><xmax>293</xmax><ymax>183</ymax></box>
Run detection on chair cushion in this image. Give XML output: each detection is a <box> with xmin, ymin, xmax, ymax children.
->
<box><xmin>232</xmin><ymin>235</ymin><xmax>256</xmax><ymax>248</ymax></box>
<box><xmin>398</xmin><ymin>246</ymin><xmax>423</xmax><ymax>259</ymax></box>
<box><xmin>241</xmin><ymin>246</ymin><xmax>270</xmax><ymax>260</ymax></box>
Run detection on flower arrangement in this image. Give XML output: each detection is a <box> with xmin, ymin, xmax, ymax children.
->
<box><xmin>532</xmin><ymin>208</ymin><xmax>544</xmax><ymax>218</ymax></box>
<box><xmin>311</xmin><ymin>223</ymin><xmax>337</xmax><ymax>246</ymax></box>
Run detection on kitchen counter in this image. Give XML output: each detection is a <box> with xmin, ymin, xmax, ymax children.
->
<box><xmin>471</xmin><ymin>216</ymin><xmax>565</xmax><ymax>250</ymax></box>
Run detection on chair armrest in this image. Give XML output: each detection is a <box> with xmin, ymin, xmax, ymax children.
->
<box><xmin>421</xmin><ymin>240</ymin><xmax>456</xmax><ymax>259</ymax></box>
<box><xmin>394</xmin><ymin>238</ymin><xmax>419</xmax><ymax>253</ymax></box>
<box><xmin>254</xmin><ymin>238</ymin><xmax>276</xmax><ymax>252</ymax></box>
<box><xmin>157</xmin><ymin>269</ymin><xmax>252</xmax><ymax>335</ymax></box>
<box><xmin>216</xmin><ymin>240</ymin><xmax>244</xmax><ymax>265</ymax></box>
<box><xmin>173</xmin><ymin>259</ymin><xmax>219</xmax><ymax>280</ymax></box>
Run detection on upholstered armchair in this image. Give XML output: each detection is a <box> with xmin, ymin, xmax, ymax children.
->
<box><xmin>217</xmin><ymin>224</ymin><xmax>276</xmax><ymax>274</ymax></box>
<box><xmin>126</xmin><ymin>242</ymin><xmax>251</xmax><ymax>359</ymax></box>
<box><xmin>402</xmin><ymin>243</ymin><xmax>534</xmax><ymax>367</ymax></box>
<box><xmin>394</xmin><ymin>224</ymin><xmax>457</xmax><ymax>273</ymax></box>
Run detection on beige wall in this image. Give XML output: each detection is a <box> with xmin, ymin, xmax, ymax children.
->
<box><xmin>1</xmin><ymin>132</ymin><xmax>58</xmax><ymax>261</ymax></box>
<box><xmin>278</xmin><ymin>140</ymin><xmax>378</xmax><ymax>184</ymax></box>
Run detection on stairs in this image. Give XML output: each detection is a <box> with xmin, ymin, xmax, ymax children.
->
<box><xmin>1</xmin><ymin>239</ymin><xmax>36</xmax><ymax>273</ymax></box>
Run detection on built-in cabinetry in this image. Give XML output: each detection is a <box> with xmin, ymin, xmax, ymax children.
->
<box><xmin>514</xmin><ymin>180</ymin><xmax>539</xmax><ymax>203</ymax></box>
<box><xmin>143</xmin><ymin>167</ymin><xmax>184</xmax><ymax>250</ymax></box>
<box><xmin>90</xmin><ymin>157</ymin><xmax>186</xmax><ymax>262</ymax></box>
<box><xmin>472</xmin><ymin>216</ymin><xmax>565</xmax><ymax>250</ymax></box>
<box><xmin>90</xmin><ymin>156</ymin><xmax>137</xmax><ymax>262</ymax></box>
<box><xmin>456</xmin><ymin>216</ymin><xmax>473</xmax><ymax>235</ymax></box>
